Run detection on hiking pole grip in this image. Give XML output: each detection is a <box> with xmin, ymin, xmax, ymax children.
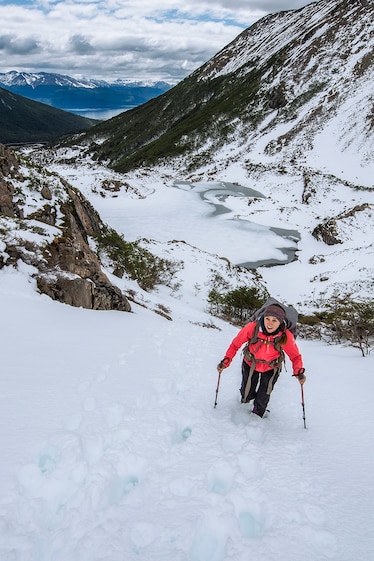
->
<box><xmin>214</xmin><ymin>370</ymin><xmax>222</xmax><ymax>408</ymax></box>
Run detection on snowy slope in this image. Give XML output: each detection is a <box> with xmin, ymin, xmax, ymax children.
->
<box><xmin>31</xmin><ymin>143</ymin><xmax>374</xmax><ymax>310</ymax></box>
<box><xmin>1</xmin><ymin>260</ymin><xmax>374</xmax><ymax>561</ymax></box>
<box><xmin>2</xmin><ymin>136</ymin><xmax>374</xmax><ymax>560</ymax></box>
<box><xmin>2</xmin><ymin>108</ymin><xmax>374</xmax><ymax>561</ymax></box>
<box><xmin>205</xmin><ymin>0</ymin><xmax>374</xmax><ymax>181</ymax></box>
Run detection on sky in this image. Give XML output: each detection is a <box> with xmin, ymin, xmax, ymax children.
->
<box><xmin>1</xmin><ymin>166</ymin><xmax>374</xmax><ymax>561</ymax></box>
<box><xmin>0</xmin><ymin>0</ymin><xmax>317</xmax><ymax>82</ymax></box>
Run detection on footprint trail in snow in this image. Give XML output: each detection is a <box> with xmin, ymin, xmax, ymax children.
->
<box><xmin>0</xmin><ymin>315</ymin><xmax>364</xmax><ymax>561</ymax></box>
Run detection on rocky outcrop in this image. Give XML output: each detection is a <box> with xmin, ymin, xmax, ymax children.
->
<box><xmin>0</xmin><ymin>144</ymin><xmax>131</xmax><ymax>312</ymax></box>
<box><xmin>64</xmin><ymin>184</ymin><xmax>103</xmax><ymax>237</ymax></box>
<box><xmin>301</xmin><ymin>173</ymin><xmax>317</xmax><ymax>205</ymax></box>
<box><xmin>36</xmin><ymin>194</ymin><xmax>131</xmax><ymax>311</ymax></box>
<box><xmin>0</xmin><ymin>177</ymin><xmax>16</xmax><ymax>217</ymax></box>
<box><xmin>312</xmin><ymin>203</ymin><xmax>371</xmax><ymax>245</ymax></box>
<box><xmin>36</xmin><ymin>275</ymin><xmax>130</xmax><ymax>311</ymax></box>
<box><xmin>28</xmin><ymin>204</ymin><xmax>57</xmax><ymax>225</ymax></box>
<box><xmin>0</xmin><ymin>144</ymin><xmax>19</xmax><ymax>217</ymax></box>
<box><xmin>0</xmin><ymin>144</ymin><xmax>19</xmax><ymax>177</ymax></box>
<box><xmin>312</xmin><ymin>218</ymin><xmax>342</xmax><ymax>245</ymax></box>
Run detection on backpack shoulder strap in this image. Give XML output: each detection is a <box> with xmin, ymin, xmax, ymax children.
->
<box><xmin>249</xmin><ymin>320</ymin><xmax>260</xmax><ymax>344</ymax></box>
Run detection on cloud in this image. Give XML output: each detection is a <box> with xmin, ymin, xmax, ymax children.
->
<box><xmin>69</xmin><ymin>34</ymin><xmax>95</xmax><ymax>55</ymax></box>
<box><xmin>0</xmin><ymin>0</ymin><xmax>316</xmax><ymax>81</ymax></box>
<box><xmin>0</xmin><ymin>33</ymin><xmax>40</xmax><ymax>55</ymax></box>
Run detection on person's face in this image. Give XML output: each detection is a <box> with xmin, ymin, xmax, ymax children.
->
<box><xmin>264</xmin><ymin>315</ymin><xmax>281</xmax><ymax>333</ymax></box>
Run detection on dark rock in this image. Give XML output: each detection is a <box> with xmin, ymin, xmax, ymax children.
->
<box><xmin>41</xmin><ymin>185</ymin><xmax>52</xmax><ymax>200</ymax></box>
<box><xmin>312</xmin><ymin>219</ymin><xmax>342</xmax><ymax>245</ymax></box>
<box><xmin>36</xmin><ymin>275</ymin><xmax>131</xmax><ymax>311</ymax></box>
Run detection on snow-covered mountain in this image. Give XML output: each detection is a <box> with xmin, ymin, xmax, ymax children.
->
<box><xmin>196</xmin><ymin>0</ymin><xmax>373</xmax><ymax>174</ymax></box>
<box><xmin>0</xmin><ymin>71</ymin><xmax>172</xmax><ymax>117</ymax></box>
<box><xmin>84</xmin><ymin>0</ymin><xmax>372</xmax><ymax>181</ymax></box>
<box><xmin>0</xmin><ymin>71</ymin><xmax>100</xmax><ymax>89</ymax></box>
<box><xmin>0</xmin><ymin>70</ymin><xmax>173</xmax><ymax>90</ymax></box>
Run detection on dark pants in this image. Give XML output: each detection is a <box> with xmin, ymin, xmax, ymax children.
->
<box><xmin>240</xmin><ymin>361</ymin><xmax>279</xmax><ymax>417</ymax></box>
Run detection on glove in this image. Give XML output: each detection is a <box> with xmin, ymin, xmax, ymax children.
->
<box><xmin>217</xmin><ymin>357</ymin><xmax>230</xmax><ymax>372</ymax></box>
<box><xmin>293</xmin><ymin>368</ymin><xmax>306</xmax><ymax>384</ymax></box>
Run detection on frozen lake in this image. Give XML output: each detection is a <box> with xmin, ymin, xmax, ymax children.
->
<box><xmin>171</xmin><ymin>180</ymin><xmax>300</xmax><ymax>268</ymax></box>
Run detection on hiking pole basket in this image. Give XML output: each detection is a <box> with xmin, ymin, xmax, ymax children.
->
<box><xmin>214</xmin><ymin>370</ymin><xmax>222</xmax><ymax>408</ymax></box>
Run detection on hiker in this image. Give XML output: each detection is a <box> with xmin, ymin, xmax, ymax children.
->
<box><xmin>217</xmin><ymin>303</ymin><xmax>305</xmax><ymax>417</ymax></box>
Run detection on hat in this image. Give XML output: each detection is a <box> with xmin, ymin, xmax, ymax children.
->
<box><xmin>263</xmin><ymin>304</ymin><xmax>286</xmax><ymax>323</ymax></box>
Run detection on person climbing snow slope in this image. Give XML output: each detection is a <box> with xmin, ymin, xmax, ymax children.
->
<box><xmin>217</xmin><ymin>303</ymin><xmax>306</xmax><ymax>417</ymax></box>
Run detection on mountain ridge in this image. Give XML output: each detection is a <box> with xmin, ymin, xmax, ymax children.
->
<box><xmin>0</xmin><ymin>87</ymin><xmax>99</xmax><ymax>144</ymax></box>
<box><xmin>80</xmin><ymin>0</ymin><xmax>372</xmax><ymax>182</ymax></box>
<box><xmin>0</xmin><ymin>71</ymin><xmax>174</xmax><ymax>89</ymax></box>
<box><xmin>0</xmin><ymin>71</ymin><xmax>173</xmax><ymax>116</ymax></box>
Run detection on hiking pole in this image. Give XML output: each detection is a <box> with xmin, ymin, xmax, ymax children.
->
<box><xmin>293</xmin><ymin>371</ymin><xmax>307</xmax><ymax>429</ymax></box>
<box><xmin>300</xmin><ymin>384</ymin><xmax>307</xmax><ymax>429</ymax></box>
<box><xmin>214</xmin><ymin>369</ymin><xmax>222</xmax><ymax>408</ymax></box>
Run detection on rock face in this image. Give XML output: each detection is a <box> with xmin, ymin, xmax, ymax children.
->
<box><xmin>36</xmin><ymin>275</ymin><xmax>130</xmax><ymax>311</ymax></box>
<box><xmin>0</xmin><ymin>144</ymin><xmax>20</xmax><ymax>218</ymax></box>
<box><xmin>312</xmin><ymin>218</ymin><xmax>342</xmax><ymax>246</ymax></box>
<box><xmin>312</xmin><ymin>204</ymin><xmax>371</xmax><ymax>246</ymax></box>
<box><xmin>0</xmin><ymin>144</ymin><xmax>131</xmax><ymax>312</ymax></box>
<box><xmin>0</xmin><ymin>144</ymin><xmax>18</xmax><ymax>177</ymax></box>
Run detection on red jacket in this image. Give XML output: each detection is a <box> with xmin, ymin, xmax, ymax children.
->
<box><xmin>224</xmin><ymin>321</ymin><xmax>303</xmax><ymax>374</ymax></box>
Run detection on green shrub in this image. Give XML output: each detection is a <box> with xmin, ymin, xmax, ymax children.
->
<box><xmin>208</xmin><ymin>285</ymin><xmax>268</xmax><ymax>323</ymax></box>
<box><xmin>324</xmin><ymin>296</ymin><xmax>374</xmax><ymax>356</ymax></box>
<box><xmin>298</xmin><ymin>314</ymin><xmax>322</xmax><ymax>326</ymax></box>
<box><xmin>96</xmin><ymin>228</ymin><xmax>179</xmax><ymax>291</ymax></box>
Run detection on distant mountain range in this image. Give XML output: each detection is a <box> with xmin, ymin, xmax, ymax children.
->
<box><xmin>0</xmin><ymin>71</ymin><xmax>172</xmax><ymax>115</ymax></box>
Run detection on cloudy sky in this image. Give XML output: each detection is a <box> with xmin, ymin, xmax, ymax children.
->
<box><xmin>0</xmin><ymin>0</ymin><xmax>317</xmax><ymax>83</ymax></box>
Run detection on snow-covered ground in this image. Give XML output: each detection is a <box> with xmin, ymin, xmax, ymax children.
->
<box><xmin>37</xmin><ymin>141</ymin><xmax>374</xmax><ymax>308</ymax></box>
<box><xmin>1</xmin><ymin>206</ymin><xmax>374</xmax><ymax>560</ymax></box>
